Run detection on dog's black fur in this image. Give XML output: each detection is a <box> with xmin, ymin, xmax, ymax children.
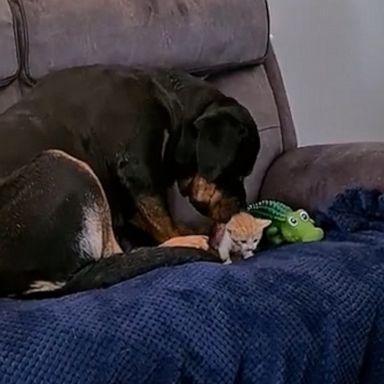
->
<box><xmin>0</xmin><ymin>65</ymin><xmax>260</xmax><ymax>297</ymax></box>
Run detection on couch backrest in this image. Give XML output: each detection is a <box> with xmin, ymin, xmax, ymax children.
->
<box><xmin>0</xmin><ymin>0</ymin><xmax>296</xmax><ymax>227</ymax></box>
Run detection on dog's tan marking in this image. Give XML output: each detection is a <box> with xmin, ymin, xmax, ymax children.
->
<box><xmin>188</xmin><ymin>174</ymin><xmax>239</xmax><ymax>222</ymax></box>
<box><xmin>160</xmin><ymin>235</ymin><xmax>209</xmax><ymax>250</ymax></box>
<box><xmin>136</xmin><ymin>195</ymin><xmax>182</xmax><ymax>243</ymax></box>
<box><xmin>46</xmin><ymin>150</ymin><xmax>122</xmax><ymax>257</ymax></box>
<box><xmin>77</xmin><ymin>204</ymin><xmax>104</xmax><ymax>260</ymax></box>
<box><xmin>190</xmin><ymin>175</ymin><xmax>217</xmax><ymax>205</ymax></box>
<box><xmin>24</xmin><ymin>280</ymin><xmax>65</xmax><ymax>295</ymax></box>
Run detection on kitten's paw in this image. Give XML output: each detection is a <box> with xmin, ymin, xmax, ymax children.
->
<box><xmin>160</xmin><ymin>235</ymin><xmax>209</xmax><ymax>251</ymax></box>
<box><xmin>243</xmin><ymin>251</ymin><xmax>255</xmax><ymax>260</ymax></box>
<box><xmin>223</xmin><ymin>259</ymin><xmax>232</xmax><ymax>265</ymax></box>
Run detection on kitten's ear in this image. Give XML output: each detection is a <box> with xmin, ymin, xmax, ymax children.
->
<box><xmin>259</xmin><ymin>219</ymin><xmax>272</xmax><ymax>229</ymax></box>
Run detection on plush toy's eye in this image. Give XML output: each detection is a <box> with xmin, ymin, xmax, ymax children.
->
<box><xmin>288</xmin><ymin>217</ymin><xmax>298</xmax><ymax>227</ymax></box>
<box><xmin>300</xmin><ymin>210</ymin><xmax>309</xmax><ymax>222</ymax></box>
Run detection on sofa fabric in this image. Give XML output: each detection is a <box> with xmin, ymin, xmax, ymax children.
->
<box><xmin>10</xmin><ymin>0</ymin><xmax>269</xmax><ymax>81</ymax></box>
<box><xmin>0</xmin><ymin>81</ymin><xmax>21</xmax><ymax>113</ymax></box>
<box><xmin>0</xmin><ymin>0</ymin><xmax>18</xmax><ymax>87</ymax></box>
<box><xmin>264</xmin><ymin>46</ymin><xmax>297</xmax><ymax>151</ymax></box>
<box><xmin>260</xmin><ymin>142</ymin><xmax>384</xmax><ymax>213</ymax></box>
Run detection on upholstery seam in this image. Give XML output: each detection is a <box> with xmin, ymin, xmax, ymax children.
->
<box><xmin>259</xmin><ymin>125</ymin><xmax>280</xmax><ymax>133</ymax></box>
<box><xmin>0</xmin><ymin>0</ymin><xmax>21</xmax><ymax>88</ymax></box>
<box><xmin>0</xmin><ymin>75</ymin><xmax>17</xmax><ymax>88</ymax></box>
<box><xmin>263</xmin><ymin>48</ymin><xmax>297</xmax><ymax>152</ymax></box>
<box><xmin>10</xmin><ymin>0</ymin><xmax>35</xmax><ymax>87</ymax></box>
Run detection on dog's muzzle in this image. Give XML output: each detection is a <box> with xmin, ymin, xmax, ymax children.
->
<box><xmin>183</xmin><ymin>175</ymin><xmax>242</xmax><ymax>223</ymax></box>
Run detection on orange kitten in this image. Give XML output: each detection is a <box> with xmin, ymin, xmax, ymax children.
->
<box><xmin>210</xmin><ymin>212</ymin><xmax>271</xmax><ymax>264</ymax></box>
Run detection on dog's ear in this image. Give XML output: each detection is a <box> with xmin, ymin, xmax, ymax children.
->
<box><xmin>195</xmin><ymin>104</ymin><xmax>246</xmax><ymax>182</ymax></box>
<box><xmin>173</xmin><ymin>123</ymin><xmax>197</xmax><ymax>166</ymax></box>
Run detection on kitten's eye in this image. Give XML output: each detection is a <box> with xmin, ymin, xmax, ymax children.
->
<box><xmin>253</xmin><ymin>239</ymin><xmax>259</xmax><ymax>243</ymax></box>
<box><xmin>241</xmin><ymin>240</ymin><xmax>247</xmax><ymax>244</ymax></box>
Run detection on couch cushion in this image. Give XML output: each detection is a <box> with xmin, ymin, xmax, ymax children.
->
<box><xmin>0</xmin><ymin>81</ymin><xmax>22</xmax><ymax>114</ymax></box>
<box><xmin>15</xmin><ymin>0</ymin><xmax>269</xmax><ymax>80</ymax></box>
<box><xmin>0</xmin><ymin>0</ymin><xmax>19</xmax><ymax>86</ymax></box>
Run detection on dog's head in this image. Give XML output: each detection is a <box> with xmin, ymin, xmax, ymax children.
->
<box><xmin>168</xmin><ymin>98</ymin><xmax>260</xmax><ymax>223</ymax></box>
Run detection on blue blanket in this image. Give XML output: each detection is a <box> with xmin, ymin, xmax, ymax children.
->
<box><xmin>1</xmin><ymin>188</ymin><xmax>384</xmax><ymax>384</ymax></box>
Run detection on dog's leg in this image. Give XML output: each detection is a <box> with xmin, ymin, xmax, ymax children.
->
<box><xmin>116</xmin><ymin>152</ymin><xmax>192</xmax><ymax>243</ymax></box>
<box><xmin>134</xmin><ymin>195</ymin><xmax>184</xmax><ymax>242</ymax></box>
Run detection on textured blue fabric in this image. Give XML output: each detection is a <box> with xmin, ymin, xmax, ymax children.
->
<box><xmin>1</xmin><ymin>188</ymin><xmax>384</xmax><ymax>384</ymax></box>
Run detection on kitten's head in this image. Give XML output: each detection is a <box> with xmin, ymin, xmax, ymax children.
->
<box><xmin>226</xmin><ymin>212</ymin><xmax>271</xmax><ymax>256</ymax></box>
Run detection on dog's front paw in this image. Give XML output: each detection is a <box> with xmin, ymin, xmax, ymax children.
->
<box><xmin>160</xmin><ymin>235</ymin><xmax>209</xmax><ymax>251</ymax></box>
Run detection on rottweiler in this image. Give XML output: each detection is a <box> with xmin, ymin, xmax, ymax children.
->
<box><xmin>0</xmin><ymin>66</ymin><xmax>260</xmax><ymax>297</ymax></box>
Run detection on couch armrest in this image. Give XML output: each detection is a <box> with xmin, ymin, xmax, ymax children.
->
<box><xmin>259</xmin><ymin>142</ymin><xmax>384</xmax><ymax>212</ymax></box>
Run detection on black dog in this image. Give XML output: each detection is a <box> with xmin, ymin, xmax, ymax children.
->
<box><xmin>0</xmin><ymin>66</ymin><xmax>260</xmax><ymax>297</ymax></box>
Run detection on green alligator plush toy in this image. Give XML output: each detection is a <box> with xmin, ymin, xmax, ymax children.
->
<box><xmin>247</xmin><ymin>200</ymin><xmax>324</xmax><ymax>246</ymax></box>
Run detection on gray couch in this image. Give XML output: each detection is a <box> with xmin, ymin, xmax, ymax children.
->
<box><xmin>1</xmin><ymin>0</ymin><xmax>383</xmax><ymax>227</ymax></box>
